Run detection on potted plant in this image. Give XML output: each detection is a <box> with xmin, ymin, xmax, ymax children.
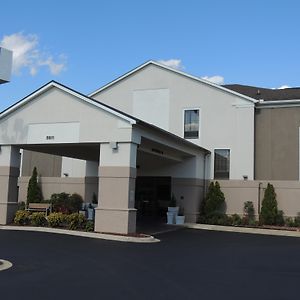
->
<box><xmin>167</xmin><ymin>194</ymin><xmax>179</xmax><ymax>224</ymax></box>
<box><xmin>176</xmin><ymin>206</ymin><xmax>185</xmax><ymax>225</ymax></box>
<box><xmin>168</xmin><ymin>194</ymin><xmax>179</xmax><ymax>214</ymax></box>
<box><xmin>87</xmin><ymin>203</ymin><xmax>94</xmax><ymax>220</ymax></box>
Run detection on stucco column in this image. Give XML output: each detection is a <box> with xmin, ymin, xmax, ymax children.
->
<box><xmin>0</xmin><ymin>145</ymin><xmax>20</xmax><ymax>224</ymax></box>
<box><xmin>95</xmin><ymin>142</ymin><xmax>137</xmax><ymax>234</ymax></box>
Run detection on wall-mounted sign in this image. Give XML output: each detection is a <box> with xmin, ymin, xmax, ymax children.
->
<box><xmin>0</xmin><ymin>47</ymin><xmax>13</xmax><ymax>84</ymax></box>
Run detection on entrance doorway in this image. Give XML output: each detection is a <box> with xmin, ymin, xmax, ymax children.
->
<box><xmin>135</xmin><ymin>176</ymin><xmax>171</xmax><ymax>218</ymax></box>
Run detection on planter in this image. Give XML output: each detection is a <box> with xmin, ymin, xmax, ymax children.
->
<box><xmin>167</xmin><ymin>212</ymin><xmax>175</xmax><ymax>224</ymax></box>
<box><xmin>176</xmin><ymin>215</ymin><xmax>185</xmax><ymax>225</ymax></box>
<box><xmin>168</xmin><ymin>206</ymin><xmax>179</xmax><ymax>216</ymax></box>
<box><xmin>87</xmin><ymin>208</ymin><xmax>94</xmax><ymax>220</ymax></box>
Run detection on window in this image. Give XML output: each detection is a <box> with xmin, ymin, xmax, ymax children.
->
<box><xmin>214</xmin><ymin>149</ymin><xmax>230</xmax><ymax>179</ymax></box>
<box><xmin>184</xmin><ymin>109</ymin><xmax>199</xmax><ymax>139</ymax></box>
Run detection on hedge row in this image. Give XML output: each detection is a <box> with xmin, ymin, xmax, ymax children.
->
<box><xmin>199</xmin><ymin>212</ymin><xmax>300</xmax><ymax>228</ymax></box>
<box><xmin>14</xmin><ymin>211</ymin><xmax>94</xmax><ymax>232</ymax></box>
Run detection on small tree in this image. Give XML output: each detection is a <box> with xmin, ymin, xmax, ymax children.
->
<box><xmin>27</xmin><ymin>167</ymin><xmax>43</xmax><ymax>205</ymax></box>
<box><xmin>203</xmin><ymin>181</ymin><xmax>225</xmax><ymax>216</ymax></box>
<box><xmin>260</xmin><ymin>183</ymin><xmax>278</xmax><ymax>225</ymax></box>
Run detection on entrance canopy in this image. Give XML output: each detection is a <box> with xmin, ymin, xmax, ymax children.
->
<box><xmin>0</xmin><ymin>81</ymin><xmax>209</xmax><ymax>234</ymax></box>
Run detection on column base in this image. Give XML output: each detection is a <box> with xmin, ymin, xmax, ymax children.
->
<box><xmin>94</xmin><ymin>208</ymin><xmax>137</xmax><ymax>234</ymax></box>
<box><xmin>0</xmin><ymin>202</ymin><xmax>18</xmax><ymax>225</ymax></box>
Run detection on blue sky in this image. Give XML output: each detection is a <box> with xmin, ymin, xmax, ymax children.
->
<box><xmin>1</xmin><ymin>0</ymin><xmax>300</xmax><ymax>111</ymax></box>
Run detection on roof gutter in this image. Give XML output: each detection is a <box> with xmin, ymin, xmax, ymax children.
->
<box><xmin>257</xmin><ymin>98</ymin><xmax>300</xmax><ymax>108</ymax></box>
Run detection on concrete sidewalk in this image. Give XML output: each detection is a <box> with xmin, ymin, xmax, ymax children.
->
<box><xmin>186</xmin><ymin>223</ymin><xmax>300</xmax><ymax>238</ymax></box>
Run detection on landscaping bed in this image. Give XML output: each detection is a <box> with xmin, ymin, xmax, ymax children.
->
<box><xmin>198</xmin><ymin>181</ymin><xmax>300</xmax><ymax>233</ymax></box>
<box><xmin>14</xmin><ymin>210</ymin><xmax>95</xmax><ymax>232</ymax></box>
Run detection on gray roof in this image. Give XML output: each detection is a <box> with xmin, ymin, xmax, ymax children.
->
<box><xmin>223</xmin><ymin>84</ymin><xmax>300</xmax><ymax>101</ymax></box>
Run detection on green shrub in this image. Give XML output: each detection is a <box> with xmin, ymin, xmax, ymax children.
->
<box><xmin>47</xmin><ymin>212</ymin><xmax>66</xmax><ymax>228</ymax></box>
<box><xmin>205</xmin><ymin>212</ymin><xmax>230</xmax><ymax>226</ymax></box>
<box><xmin>241</xmin><ymin>216</ymin><xmax>249</xmax><ymax>226</ymax></box>
<box><xmin>231</xmin><ymin>214</ymin><xmax>242</xmax><ymax>226</ymax></box>
<box><xmin>69</xmin><ymin>193</ymin><xmax>83</xmax><ymax>213</ymax></box>
<box><xmin>203</xmin><ymin>181</ymin><xmax>225</xmax><ymax>216</ymax></box>
<box><xmin>30</xmin><ymin>212</ymin><xmax>47</xmax><ymax>227</ymax></box>
<box><xmin>244</xmin><ymin>201</ymin><xmax>255</xmax><ymax>220</ymax></box>
<box><xmin>198</xmin><ymin>215</ymin><xmax>208</xmax><ymax>224</ymax></box>
<box><xmin>50</xmin><ymin>193</ymin><xmax>70</xmax><ymax>213</ymax></box>
<box><xmin>294</xmin><ymin>213</ymin><xmax>300</xmax><ymax>227</ymax></box>
<box><xmin>67</xmin><ymin>213</ymin><xmax>86</xmax><ymax>230</ymax></box>
<box><xmin>169</xmin><ymin>194</ymin><xmax>177</xmax><ymax>207</ymax></box>
<box><xmin>17</xmin><ymin>201</ymin><xmax>26</xmax><ymax>211</ymax></box>
<box><xmin>285</xmin><ymin>217</ymin><xmax>295</xmax><ymax>227</ymax></box>
<box><xmin>14</xmin><ymin>210</ymin><xmax>30</xmax><ymax>225</ymax></box>
<box><xmin>49</xmin><ymin>192</ymin><xmax>83</xmax><ymax>214</ymax></box>
<box><xmin>276</xmin><ymin>210</ymin><xmax>285</xmax><ymax>226</ymax></box>
<box><xmin>260</xmin><ymin>183</ymin><xmax>278</xmax><ymax>225</ymax></box>
<box><xmin>85</xmin><ymin>221</ymin><xmax>94</xmax><ymax>232</ymax></box>
<box><xmin>248</xmin><ymin>219</ymin><xmax>258</xmax><ymax>226</ymax></box>
<box><xmin>27</xmin><ymin>167</ymin><xmax>43</xmax><ymax>205</ymax></box>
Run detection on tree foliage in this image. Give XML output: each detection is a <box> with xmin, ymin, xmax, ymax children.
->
<box><xmin>260</xmin><ymin>183</ymin><xmax>278</xmax><ymax>225</ymax></box>
<box><xmin>26</xmin><ymin>167</ymin><xmax>43</xmax><ymax>205</ymax></box>
<box><xmin>50</xmin><ymin>192</ymin><xmax>83</xmax><ymax>214</ymax></box>
<box><xmin>203</xmin><ymin>181</ymin><xmax>225</xmax><ymax>216</ymax></box>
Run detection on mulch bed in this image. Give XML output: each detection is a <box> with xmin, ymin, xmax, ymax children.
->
<box><xmin>202</xmin><ymin>223</ymin><xmax>300</xmax><ymax>232</ymax></box>
<box><xmin>260</xmin><ymin>225</ymin><xmax>300</xmax><ymax>232</ymax></box>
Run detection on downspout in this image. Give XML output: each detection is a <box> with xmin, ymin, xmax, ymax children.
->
<box><xmin>203</xmin><ymin>152</ymin><xmax>210</xmax><ymax>201</ymax></box>
<box><xmin>258</xmin><ymin>182</ymin><xmax>262</xmax><ymax>216</ymax></box>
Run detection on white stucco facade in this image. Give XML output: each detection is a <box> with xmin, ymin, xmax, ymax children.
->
<box><xmin>90</xmin><ymin>62</ymin><xmax>256</xmax><ymax>180</ymax></box>
<box><xmin>0</xmin><ymin>81</ymin><xmax>208</xmax><ymax>232</ymax></box>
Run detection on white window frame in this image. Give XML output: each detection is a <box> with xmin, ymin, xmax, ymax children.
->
<box><xmin>182</xmin><ymin>107</ymin><xmax>201</xmax><ymax>140</ymax></box>
<box><xmin>213</xmin><ymin>148</ymin><xmax>231</xmax><ymax>180</ymax></box>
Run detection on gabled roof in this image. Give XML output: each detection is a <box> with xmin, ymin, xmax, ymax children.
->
<box><xmin>89</xmin><ymin>60</ymin><xmax>258</xmax><ymax>103</ymax></box>
<box><xmin>0</xmin><ymin>80</ymin><xmax>209</xmax><ymax>153</ymax></box>
<box><xmin>0</xmin><ymin>81</ymin><xmax>137</xmax><ymax>124</ymax></box>
<box><xmin>224</xmin><ymin>84</ymin><xmax>300</xmax><ymax>101</ymax></box>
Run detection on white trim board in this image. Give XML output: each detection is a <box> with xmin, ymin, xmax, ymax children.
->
<box><xmin>89</xmin><ymin>60</ymin><xmax>258</xmax><ymax>104</ymax></box>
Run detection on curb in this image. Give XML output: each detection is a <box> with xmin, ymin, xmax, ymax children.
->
<box><xmin>0</xmin><ymin>226</ymin><xmax>160</xmax><ymax>243</ymax></box>
<box><xmin>185</xmin><ymin>223</ymin><xmax>300</xmax><ymax>238</ymax></box>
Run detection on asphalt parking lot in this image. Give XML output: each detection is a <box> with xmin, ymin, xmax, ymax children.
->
<box><xmin>1</xmin><ymin>228</ymin><xmax>300</xmax><ymax>300</ymax></box>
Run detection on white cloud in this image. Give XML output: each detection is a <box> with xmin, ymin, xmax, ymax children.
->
<box><xmin>158</xmin><ymin>59</ymin><xmax>225</xmax><ymax>85</ymax></box>
<box><xmin>201</xmin><ymin>75</ymin><xmax>224</xmax><ymax>85</ymax></box>
<box><xmin>0</xmin><ymin>32</ymin><xmax>66</xmax><ymax>76</ymax></box>
<box><xmin>38</xmin><ymin>56</ymin><xmax>66</xmax><ymax>75</ymax></box>
<box><xmin>277</xmin><ymin>85</ymin><xmax>290</xmax><ymax>89</ymax></box>
<box><xmin>158</xmin><ymin>59</ymin><xmax>184</xmax><ymax>70</ymax></box>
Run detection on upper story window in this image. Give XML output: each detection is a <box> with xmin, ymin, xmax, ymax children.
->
<box><xmin>214</xmin><ymin>149</ymin><xmax>230</xmax><ymax>179</ymax></box>
<box><xmin>184</xmin><ymin>109</ymin><xmax>199</xmax><ymax>139</ymax></box>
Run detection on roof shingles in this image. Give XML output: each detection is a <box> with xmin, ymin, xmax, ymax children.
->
<box><xmin>223</xmin><ymin>84</ymin><xmax>300</xmax><ymax>101</ymax></box>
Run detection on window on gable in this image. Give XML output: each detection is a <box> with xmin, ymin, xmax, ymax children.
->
<box><xmin>214</xmin><ymin>149</ymin><xmax>230</xmax><ymax>179</ymax></box>
<box><xmin>184</xmin><ymin>109</ymin><xmax>199</xmax><ymax>139</ymax></box>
